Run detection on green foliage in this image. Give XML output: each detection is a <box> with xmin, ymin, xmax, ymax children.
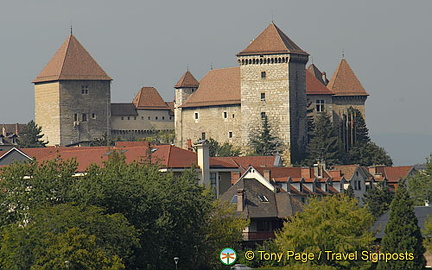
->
<box><xmin>347</xmin><ymin>142</ymin><xmax>393</xmax><ymax>166</ymax></box>
<box><xmin>407</xmin><ymin>153</ymin><xmax>432</xmax><ymax>206</ymax></box>
<box><xmin>17</xmin><ymin>120</ymin><xmax>48</xmax><ymax>148</ymax></box>
<box><xmin>207</xmin><ymin>138</ymin><xmax>241</xmax><ymax>157</ymax></box>
<box><xmin>0</xmin><ymin>204</ymin><xmax>137</xmax><ymax>269</ymax></box>
<box><xmin>305</xmin><ymin>112</ymin><xmax>343</xmax><ymax>165</ymax></box>
<box><xmin>249</xmin><ymin>116</ymin><xmax>281</xmax><ymax>156</ymax></box>
<box><xmin>91</xmin><ymin>133</ymin><xmax>116</xmax><ymax>146</ymax></box>
<box><xmin>275</xmin><ymin>195</ymin><xmax>374</xmax><ymax>269</ymax></box>
<box><xmin>340</xmin><ymin>107</ymin><xmax>370</xmax><ymax>152</ymax></box>
<box><xmin>377</xmin><ymin>185</ymin><xmax>426</xmax><ymax>270</ymax></box>
<box><xmin>344</xmin><ymin>185</ymin><xmax>355</xmax><ymax>199</ymax></box>
<box><xmin>363</xmin><ymin>182</ymin><xmax>394</xmax><ymax>219</ymax></box>
<box><xmin>144</xmin><ymin>130</ymin><xmax>175</xmax><ymax>145</ymax></box>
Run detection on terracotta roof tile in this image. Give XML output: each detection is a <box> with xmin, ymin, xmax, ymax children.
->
<box><xmin>181</xmin><ymin>67</ymin><xmax>240</xmax><ymax>108</ymax></box>
<box><xmin>111</xmin><ymin>103</ymin><xmax>138</xmax><ymax>116</ymax></box>
<box><xmin>237</xmin><ymin>23</ymin><xmax>308</xmax><ymax>56</ymax></box>
<box><xmin>306</xmin><ymin>70</ymin><xmax>333</xmax><ymax>95</ymax></box>
<box><xmin>327</xmin><ymin>59</ymin><xmax>369</xmax><ymax>96</ymax></box>
<box><xmin>132</xmin><ymin>87</ymin><xmax>170</xmax><ymax>110</ymax></box>
<box><xmin>33</xmin><ymin>35</ymin><xmax>112</xmax><ymax>83</ymax></box>
<box><xmin>175</xmin><ymin>71</ymin><xmax>199</xmax><ymax>88</ymax></box>
<box><xmin>213</xmin><ymin>156</ymin><xmax>279</xmax><ymax>170</ymax></box>
<box><xmin>384</xmin><ymin>166</ymin><xmax>414</xmax><ymax>182</ymax></box>
<box><xmin>256</xmin><ymin>167</ymin><xmax>302</xmax><ymax>179</ymax></box>
<box><xmin>332</xmin><ymin>165</ymin><xmax>360</xmax><ymax>180</ymax></box>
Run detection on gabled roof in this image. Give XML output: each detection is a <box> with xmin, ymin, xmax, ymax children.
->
<box><xmin>132</xmin><ymin>87</ymin><xmax>171</xmax><ymax>110</ymax></box>
<box><xmin>181</xmin><ymin>67</ymin><xmax>241</xmax><ymax>108</ymax></box>
<box><xmin>307</xmin><ymin>64</ymin><xmax>328</xmax><ymax>85</ymax></box>
<box><xmin>383</xmin><ymin>166</ymin><xmax>414</xmax><ymax>182</ymax></box>
<box><xmin>306</xmin><ymin>70</ymin><xmax>333</xmax><ymax>95</ymax></box>
<box><xmin>327</xmin><ymin>59</ymin><xmax>369</xmax><ymax>96</ymax></box>
<box><xmin>33</xmin><ymin>35</ymin><xmax>112</xmax><ymax>83</ymax></box>
<box><xmin>237</xmin><ymin>23</ymin><xmax>308</xmax><ymax>56</ymax></box>
<box><xmin>111</xmin><ymin>103</ymin><xmax>138</xmax><ymax>116</ymax></box>
<box><xmin>175</xmin><ymin>71</ymin><xmax>200</xmax><ymax>88</ymax></box>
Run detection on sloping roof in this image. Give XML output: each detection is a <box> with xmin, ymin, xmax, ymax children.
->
<box><xmin>256</xmin><ymin>167</ymin><xmax>302</xmax><ymax>179</ymax></box>
<box><xmin>306</xmin><ymin>70</ymin><xmax>334</xmax><ymax>95</ymax></box>
<box><xmin>220</xmin><ymin>177</ymin><xmax>302</xmax><ymax>219</ymax></box>
<box><xmin>132</xmin><ymin>87</ymin><xmax>171</xmax><ymax>110</ymax></box>
<box><xmin>384</xmin><ymin>166</ymin><xmax>414</xmax><ymax>182</ymax></box>
<box><xmin>0</xmin><ymin>123</ymin><xmax>26</xmax><ymax>136</ymax></box>
<box><xmin>181</xmin><ymin>67</ymin><xmax>241</xmax><ymax>108</ymax></box>
<box><xmin>213</xmin><ymin>156</ymin><xmax>282</xmax><ymax>170</ymax></box>
<box><xmin>327</xmin><ymin>59</ymin><xmax>369</xmax><ymax>96</ymax></box>
<box><xmin>33</xmin><ymin>35</ymin><xmax>112</xmax><ymax>83</ymax></box>
<box><xmin>372</xmin><ymin>206</ymin><xmax>432</xmax><ymax>239</ymax></box>
<box><xmin>237</xmin><ymin>23</ymin><xmax>308</xmax><ymax>56</ymax></box>
<box><xmin>111</xmin><ymin>103</ymin><xmax>138</xmax><ymax>116</ymax></box>
<box><xmin>165</xmin><ymin>102</ymin><xmax>174</xmax><ymax>114</ymax></box>
<box><xmin>175</xmin><ymin>71</ymin><xmax>200</xmax><ymax>88</ymax></box>
<box><xmin>307</xmin><ymin>64</ymin><xmax>328</xmax><ymax>85</ymax></box>
<box><xmin>332</xmin><ymin>165</ymin><xmax>360</xmax><ymax>180</ymax></box>
<box><xmin>0</xmin><ymin>143</ymin><xmax>236</xmax><ymax>172</ymax></box>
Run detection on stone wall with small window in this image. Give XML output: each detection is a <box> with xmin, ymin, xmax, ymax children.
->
<box><xmin>177</xmin><ymin>104</ymin><xmax>241</xmax><ymax>149</ymax></box>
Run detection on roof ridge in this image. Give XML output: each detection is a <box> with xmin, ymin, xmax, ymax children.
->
<box><xmin>58</xmin><ymin>35</ymin><xmax>72</xmax><ymax>80</ymax></box>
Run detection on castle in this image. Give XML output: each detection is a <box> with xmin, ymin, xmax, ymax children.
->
<box><xmin>174</xmin><ymin>23</ymin><xmax>368</xmax><ymax>163</ymax></box>
<box><xmin>33</xmin><ymin>23</ymin><xmax>368</xmax><ymax>163</ymax></box>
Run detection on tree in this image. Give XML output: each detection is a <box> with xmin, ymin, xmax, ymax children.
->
<box><xmin>344</xmin><ymin>185</ymin><xmax>355</xmax><ymax>199</ymax></box>
<box><xmin>18</xmin><ymin>120</ymin><xmax>47</xmax><ymax>148</ymax></box>
<box><xmin>249</xmin><ymin>116</ymin><xmax>281</xmax><ymax>156</ymax></box>
<box><xmin>0</xmin><ymin>204</ymin><xmax>138</xmax><ymax>269</ymax></box>
<box><xmin>207</xmin><ymin>138</ymin><xmax>241</xmax><ymax>157</ymax></box>
<box><xmin>275</xmin><ymin>195</ymin><xmax>374</xmax><ymax>269</ymax></box>
<box><xmin>362</xmin><ymin>182</ymin><xmax>394</xmax><ymax>219</ymax></box>
<box><xmin>377</xmin><ymin>185</ymin><xmax>426</xmax><ymax>270</ymax></box>
<box><xmin>92</xmin><ymin>133</ymin><xmax>116</xmax><ymax>146</ymax></box>
<box><xmin>407</xmin><ymin>153</ymin><xmax>432</xmax><ymax>206</ymax></box>
<box><xmin>305</xmin><ymin>112</ymin><xmax>342</xmax><ymax>166</ymax></box>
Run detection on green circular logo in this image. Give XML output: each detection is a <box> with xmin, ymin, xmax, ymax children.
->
<box><xmin>220</xmin><ymin>248</ymin><xmax>237</xmax><ymax>265</ymax></box>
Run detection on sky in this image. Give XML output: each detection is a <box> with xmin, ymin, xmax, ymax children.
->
<box><xmin>1</xmin><ymin>1</ymin><xmax>431</xmax><ymax>165</ymax></box>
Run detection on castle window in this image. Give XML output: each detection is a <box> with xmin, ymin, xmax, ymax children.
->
<box><xmin>169</xmin><ymin>116</ymin><xmax>172</xmax><ymax>120</ymax></box>
<box><xmin>82</xmin><ymin>113</ymin><xmax>87</xmax><ymax>122</ymax></box>
<box><xmin>194</xmin><ymin>112</ymin><xmax>199</xmax><ymax>120</ymax></box>
<box><xmin>223</xmin><ymin>111</ymin><xmax>228</xmax><ymax>119</ymax></box>
<box><xmin>127</xmin><ymin>117</ymin><xmax>130</xmax><ymax>120</ymax></box>
<box><xmin>142</xmin><ymin>117</ymin><xmax>144</xmax><ymax>120</ymax></box>
<box><xmin>91</xmin><ymin>113</ymin><xmax>96</xmax><ymax>119</ymax></box>
<box><xmin>201</xmin><ymin>132</ymin><xmax>206</xmax><ymax>140</ymax></box>
<box><xmin>74</xmin><ymin>114</ymin><xmax>78</xmax><ymax>122</ymax></box>
<box><xmin>232</xmin><ymin>114</ymin><xmax>235</xmax><ymax>118</ymax></box>
<box><xmin>261</xmin><ymin>93</ymin><xmax>266</xmax><ymax>101</ymax></box>
<box><xmin>134</xmin><ymin>117</ymin><xmax>137</xmax><ymax>120</ymax></box>
<box><xmin>316</xmin><ymin>100</ymin><xmax>325</xmax><ymax>112</ymax></box>
<box><xmin>261</xmin><ymin>112</ymin><xmax>266</xmax><ymax>119</ymax></box>
<box><xmin>261</xmin><ymin>71</ymin><xmax>266</xmax><ymax>79</ymax></box>
<box><xmin>121</xmin><ymin>117</ymin><xmax>124</xmax><ymax>120</ymax></box>
<box><xmin>81</xmin><ymin>85</ymin><xmax>89</xmax><ymax>95</ymax></box>
<box><xmin>148</xmin><ymin>116</ymin><xmax>151</xmax><ymax>120</ymax></box>
<box><xmin>155</xmin><ymin>116</ymin><xmax>158</xmax><ymax>120</ymax></box>
<box><xmin>228</xmin><ymin>131</ymin><xmax>232</xmax><ymax>138</ymax></box>
<box><xmin>162</xmin><ymin>116</ymin><xmax>165</xmax><ymax>120</ymax></box>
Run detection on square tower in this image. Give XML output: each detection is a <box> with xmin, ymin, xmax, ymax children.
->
<box><xmin>237</xmin><ymin>23</ymin><xmax>309</xmax><ymax>163</ymax></box>
<box><xmin>33</xmin><ymin>35</ymin><xmax>112</xmax><ymax>146</ymax></box>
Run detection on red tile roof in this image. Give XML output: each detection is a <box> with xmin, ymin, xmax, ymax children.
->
<box><xmin>213</xmin><ymin>156</ymin><xmax>279</xmax><ymax>170</ymax></box>
<box><xmin>33</xmin><ymin>35</ymin><xmax>112</xmax><ymax>83</ymax></box>
<box><xmin>175</xmin><ymin>71</ymin><xmax>199</xmax><ymax>88</ymax></box>
<box><xmin>383</xmin><ymin>166</ymin><xmax>414</xmax><ymax>182</ymax></box>
<box><xmin>237</xmin><ymin>23</ymin><xmax>308</xmax><ymax>56</ymax></box>
<box><xmin>327</xmin><ymin>59</ymin><xmax>369</xmax><ymax>96</ymax></box>
<box><xmin>256</xmin><ymin>167</ymin><xmax>302</xmax><ymax>179</ymax></box>
<box><xmin>332</xmin><ymin>165</ymin><xmax>359</xmax><ymax>180</ymax></box>
<box><xmin>6</xmin><ymin>143</ymin><xmax>236</xmax><ymax>172</ymax></box>
<box><xmin>181</xmin><ymin>67</ymin><xmax>240</xmax><ymax>108</ymax></box>
<box><xmin>307</xmin><ymin>64</ymin><xmax>328</xmax><ymax>85</ymax></box>
<box><xmin>132</xmin><ymin>87</ymin><xmax>171</xmax><ymax>110</ymax></box>
<box><xmin>306</xmin><ymin>70</ymin><xmax>333</xmax><ymax>95</ymax></box>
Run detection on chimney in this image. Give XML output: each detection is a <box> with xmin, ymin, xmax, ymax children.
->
<box><xmin>263</xmin><ymin>169</ymin><xmax>271</xmax><ymax>181</ymax></box>
<box><xmin>322</xmin><ymin>72</ymin><xmax>328</xmax><ymax>85</ymax></box>
<box><xmin>237</xmin><ymin>188</ymin><xmax>245</xmax><ymax>212</ymax></box>
<box><xmin>195</xmin><ymin>141</ymin><xmax>210</xmax><ymax>186</ymax></box>
<box><xmin>187</xmin><ymin>139</ymin><xmax>192</xmax><ymax>151</ymax></box>
<box><xmin>2</xmin><ymin>127</ymin><xmax>5</xmax><ymax>137</ymax></box>
<box><xmin>15</xmin><ymin>123</ymin><xmax>19</xmax><ymax>135</ymax></box>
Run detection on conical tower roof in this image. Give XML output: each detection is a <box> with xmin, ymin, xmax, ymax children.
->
<box><xmin>237</xmin><ymin>23</ymin><xmax>308</xmax><ymax>56</ymax></box>
<box><xmin>132</xmin><ymin>87</ymin><xmax>170</xmax><ymax>110</ymax></box>
<box><xmin>327</xmin><ymin>59</ymin><xmax>369</xmax><ymax>96</ymax></box>
<box><xmin>33</xmin><ymin>35</ymin><xmax>112</xmax><ymax>83</ymax></box>
<box><xmin>175</xmin><ymin>70</ymin><xmax>199</xmax><ymax>88</ymax></box>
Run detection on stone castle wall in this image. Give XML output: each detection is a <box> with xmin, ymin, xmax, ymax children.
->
<box><xmin>35</xmin><ymin>82</ymin><xmax>61</xmax><ymax>145</ymax></box>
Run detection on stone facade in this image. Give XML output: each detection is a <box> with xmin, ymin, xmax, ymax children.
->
<box><xmin>35</xmin><ymin>80</ymin><xmax>111</xmax><ymax>146</ymax></box>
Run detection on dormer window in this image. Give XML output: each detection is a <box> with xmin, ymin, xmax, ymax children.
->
<box><xmin>258</xmin><ymin>195</ymin><xmax>269</xmax><ymax>202</ymax></box>
<box><xmin>261</xmin><ymin>71</ymin><xmax>266</xmax><ymax>79</ymax></box>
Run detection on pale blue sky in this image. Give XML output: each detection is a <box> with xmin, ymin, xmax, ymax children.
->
<box><xmin>1</xmin><ymin>1</ymin><xmax>431</xmax><ymax>165</ymax></box>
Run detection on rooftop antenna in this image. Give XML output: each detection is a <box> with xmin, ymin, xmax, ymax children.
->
<box><xmin>210</xmin><ymin>62</ymin><xmax>213</xmax><ymax>70</ymax></box>
<box><xmin>342</xmin><ymin>48</ymin><xmax>345</xmax><ymax>59</ymax></box>
<box><xmin>186</xmin><ymin>64</ymin><xmax>189</xmax><ymax>71</ymax></box>
<box><xmin>271</xmin><ymin>10</ymin><xmax>274</xmax><ymax>23</ymax></box>
<box><xmin>311</xmin><ymin>56</ymin><xmax>314</xmax><ymax>65</ymax></box>
<box><xmin>70</xmin><ymin>20</ymin><xmax>73</xmax><ymax>35</ymax></box>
